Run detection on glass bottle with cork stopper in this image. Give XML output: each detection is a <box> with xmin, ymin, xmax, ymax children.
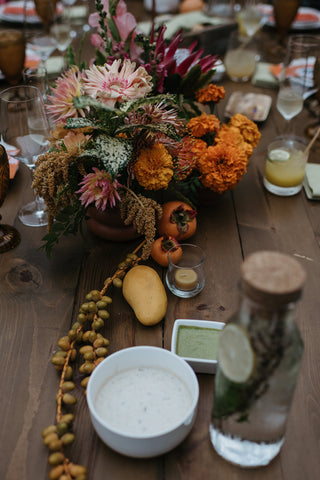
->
<box><xmin>210</xmin><ymin>250</ymin><xmax>306</xmax><ymax>467</ymax></box>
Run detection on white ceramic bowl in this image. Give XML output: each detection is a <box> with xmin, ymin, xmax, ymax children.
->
<box><xmin>87</xmin><ymin>346</ymin><xmax>199</xmax><ymax>458</ymax></box>
<box><xmin>171</xmin><ymin>319</ymin><xmax>225</xmax><ymax>374</ymax></box>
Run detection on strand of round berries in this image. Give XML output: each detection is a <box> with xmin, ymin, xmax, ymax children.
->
<box><xmin>42</xmin><ymin>241</ymin><xmax>145</xmax><ymax>480</ymax></box>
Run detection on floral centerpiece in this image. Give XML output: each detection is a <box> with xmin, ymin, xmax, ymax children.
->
<box><xmin>33</xmin><ymin>0</ymin><xmax>261</xmax><ymax>257</ymax></box>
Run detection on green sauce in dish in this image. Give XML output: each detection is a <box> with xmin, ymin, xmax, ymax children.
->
<box><xmin>176</xmin><ymin>325</ymin><xmax>221</xmax><ymax>360</ymax></box>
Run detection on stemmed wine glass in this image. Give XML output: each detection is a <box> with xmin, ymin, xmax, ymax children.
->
<box><xmin>51</xmin><ymin>13</ymin><xmax>72</xmax><ymax>69</ymax></box>
<box><xmin>0</xmin><ymin>85</ymin><xmax>51</xmax><ymax>227</ymax></box>
<box><xmin>276</xmin><ymin>35</ymin><xmax>320</xmax><ymax>133</ymax></box>
<box><xmin>27</xmin><ymin>0</ymin><xmax>57</xmax><ymax>69</ymax></box>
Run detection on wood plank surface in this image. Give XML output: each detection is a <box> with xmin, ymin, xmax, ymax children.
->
<box><xmin>1</xmin><ymin>2</ymin><xmax>320</xmax><ymax>479</ymax></box>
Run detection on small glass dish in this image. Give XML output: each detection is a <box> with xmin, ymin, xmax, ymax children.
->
<box><xmin>166</xmin><ymin>244</ymin><xmax>205</xmax><ymax>298</ymax></box>
<box><xmin>171</xmin><ymin>319</ymin><xmax>225</xmax><ymax>374</ymax></box>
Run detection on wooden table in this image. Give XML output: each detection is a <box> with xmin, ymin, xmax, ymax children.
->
<box><xmin>1</xmin><ymin>3</ymin><xmax>320</xmax><ymax>480</ymax></box>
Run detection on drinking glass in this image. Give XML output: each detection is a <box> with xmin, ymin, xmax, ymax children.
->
<box><xmin>27</xmin><ymin>32</ymin><xmax>56</xmax><ymax>69</ymax></box>
<box><xmin>34</xmin><ymin>0</ymin><xmax>57</xmax><ymax>30</ymax></box>
<box><xmin>0</xmin><ymin>30</ymin><xmax>26</xmax><ymax>85</ymax></box>
<box><xmin>23</xmin><ymin>65</ymin><xmax>49</xmax><ymax>101</ymax></box>
<box><xmin>276</xmin><ymin>35</ymin><xmax>320</xmax><ymax>133</ymax></box>
<box><xmin>0</xmin><ymin>144</ymin><xmax>21</xmax><ymax>252</ymax></box>
<box><xmin>224</xmin><ymin>31</ymin><xmax>257</xmax><ymax>82</ymax></box>
<box><xmin>237</xmin><ymin>1</ymin><xmax>264</xmax><ymax>38</ymax></box>
<box><xmin>272</xmin><ymin>0</ymin><xmax>300</xmax><ymax>42</ymax></box>
<box><xmin>51</xmin><ymin>13</ymin><xmax>72</xmax><ymax>65</ymax></box>
<box><xmin>0</xmin><ymin>86</ymin><xmax>51</xmax><ymax>227</ymax></box>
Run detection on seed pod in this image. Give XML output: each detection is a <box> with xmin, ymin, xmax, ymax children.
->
<box><xmin>58</xmin><ymin>336</ymin><xmax>70</xmax><ymax>351</ymax></box>
<box><xmin>62</xmin><ymin>381</ymin><xmax>75</xmax><ymax>392</ymax></box>
<box><xmin>80</xmin><ymin>302</ymin><xmax>89</xmax><ymax>312</ymax></box>
<box><xmin>70</xmin><ymin>348</ymin><xmax>77</xmax><ymax>362</ymax></box>
<box><xmin>74</xmin><ymin>475</ymin><xmax>87</xmax><ymax>480</ymax></box>
<box><xmin>86</xmin><ymin>312</ymin><xmax>95</xmax><ymax>322</ymax></box>
<box><xmin>42</xmin><ymin>425</ymin><xmax>57</xmax><ymax>438</ymax></box>
<box><xmin>43</xmin><ymin>432</ymin><xmax>59</xmax><ymax>446</ymax></box>
<box><xmin>88</xmin><ymin>301</ymin><xmax>97</xmax><ymax>313</ymax></box>
<box><xmin>96</xmin><ymin>300</ymin><xmax>107</xmax><ymax>309</ymax></box>
<box><xmin>85</xmin><ymin>292</ymin><xmax>93</xmax><ymax>301</ymax></box>
<box><xmin>92</xmin><ymin>320</ymin><xmax>102</xmax><ymax>331</ymax></box>
<box><xmin>127</xmin><ymin>253</ymin><xmax>138</xmax><ymax>260</ymax></box>
<box><xmin>98</xmin><ymin>310</ymin><xmax>109</xmax><ymax>320</ymax></box>
<box><xmin>48</xmin><ymin>451</ymin><xmax>65</xmax><ymax>465</ymax></box>
<box><xmin>88</xmin><ymin>331</ymin><xmax>97</xmax><ymax>343</ymax></box>
<box><xmin>75</xmin><ymin>331</ymin><xmax>83</xmax><ymax>343</ymax></box>
<box><xmin>64</xmin><ymin>366</ymin><xmax>73</xmax><ymax>380</ymax></box>
<box><xmin>48</xmin><ymin>439</ymin><xmax>63</xmax><ymax>451</ymax></box>
<box><xmin>79</xmin><ymin>361</ymin><xmax>95</xmax><ymax>375</ymax></box>
<box><xmin>49</xmin><ymin>465</ymin><xmax>64</xmax><ymax>480</ymax></box>
<box><xmin>83</xmin><ymin>351</ymin><xmax>95</xmax><ymax>361</ymax></box>
<box><xmin>59</xmin><ymin>475</ymin><xmax>69</xmax><ymax>480</ymax></box>
<box><xmin>54</xmin><ymin>351</ymin><xmax>67</xmax><ymax>358</ymax></box>
<box><xmin>77</xmin><ymin>313</ymin><xmax>87</xmax><ymax>324</ymax></box>
<box><xmin>68</xmin><ymin>329</ymin><xmax>77</xmax><ymax>341</ymax></box>
<box><xmin>103</xmin><ymin>277</ymin><xmax>112</xmax><ymax>285</ymax></box>
<box><xmin>62</xmin><ymin>393</ymin><xmax>77</xmax><ymax>405</ymax></box>
<box><xmin>94</xmin><ymin>357</ymin><xmax>104</xmax><ymax>366</ymax></box>
<box><xmin>95</xmin><ymin>347</ymin><xmax>108</xmax><ymax>357</ymax></box>
<box><xmin>80</xmin><ymin>376</ymin><xmax>90</xmax><ymax>388</ymax></box>
<box><xmin>93</xmin><ymin>338</ymin><xmax>104</xmax><ymax>349</ymax></box>
<box><xmin>69</xmin><ymin>464</ymin><xmax>87</xmax><ymax>477</ymax></box>
<box><xmin>72</xmin><ymin>322</ymin><xmax>80</xmax><ymax>331</ymax></box>
<box><xmin>82</xmin><ymin>331</ymin><xmax>91</xmax><ymax>342</ymax></box>
<box><xmin>51</xmin><ymin>356</ymin><xmax>66</xmax><ymax>367</ymax></box>
<box><xmin>60</xmin><ymin>413</ymin><xmax>74</xmax><ymax>425</ymax></box>
<box><xmin>61</xmin><ymin>432</ymin><xmax>75</xmax><ymax>445</ymax></box>
<box><xmin>101</xmin><ymin>295</ymin><xmax>112</xmax><ymax>304</ymax></box>
<box><xmin>57</xmin><ymin>421</ymin><xmax>68</xmax><ymax>435</ymax></box>
<box><xmin>113</xmin><ymin>277</ymin><xmax>122</xmax><ymax>288</ymax></box>
<box><xmin>79</xmin><ymin>345</ymin><xmax>93</xmax><ymax>355</ymax></box>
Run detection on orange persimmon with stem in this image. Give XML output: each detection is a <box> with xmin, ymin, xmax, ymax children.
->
<box><xmin>151</xmin><ymin>235</ymin><xmax>182</xmax><ymax>267</ymax></box>
<box><xmin>158</xmin><ymin>201</ymin><xmax>197</xmax><ymax>241</ymax></box>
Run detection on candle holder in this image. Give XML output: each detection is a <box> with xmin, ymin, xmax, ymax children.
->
<box><xmin>166</xmin><ymin>244</ymin><xmax>206</xmax><ymax>298</ymax></box>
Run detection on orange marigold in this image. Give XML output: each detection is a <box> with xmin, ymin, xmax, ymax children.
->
<box><xmin>228</xmin><ymin>113</ymin><xmax>261</xmax><ymax>148</ymax></box>
<box><xmin>187</xmin><ymin>113</ymin><xmax>220</xmax><ymax>138</ymax></box>
<box><xmin>196</xmin><ymin>84</ymin><xmax>225</xmax><ymax>104</ymax></box>
<box><xmin>134</xmin><ymin>143</ymin><xmax>174</xmax><ymax>190</ymax></box>
<box><xmin>215</xmin><ymin>124</ymin><xmax>253</xmax><ymax>157</ymax></box>
<box><xmin>197</xmin><ymin>144</ymin><xmax>249</xmax><ymax>194</ymax></box>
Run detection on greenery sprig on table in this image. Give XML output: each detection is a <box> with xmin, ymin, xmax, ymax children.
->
<box><xmin>42</xmin><ymin>242</ymin><xmax>144</xmax><ymax>480</ymax></box>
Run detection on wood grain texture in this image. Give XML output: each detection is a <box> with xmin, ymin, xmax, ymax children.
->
<box><xmin>1</xmin><ymin>5</ymin><xmax>320</xmax><ymax>479</ymax></box>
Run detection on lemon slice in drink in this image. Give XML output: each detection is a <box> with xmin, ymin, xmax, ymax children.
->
<box><xmin>218</xmin><ymin>324</ymin><xmax>255</xmax><ymax>383</ymax></box>
<box><xmin>269</xmin><ymin>149</ymin><xmax>290</xmax><ymax>162</ymax></box>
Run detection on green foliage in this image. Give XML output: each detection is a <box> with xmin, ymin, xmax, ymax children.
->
<box><xmin>40</xmin><ymin>203</ymin><xmax>86</xmax><ymax>257</ymax></box>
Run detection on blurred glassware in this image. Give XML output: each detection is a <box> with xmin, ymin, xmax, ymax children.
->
<box><xmin>23</xmin><ymin>65</ymin><xmax>49</xmax><ymax>102</ymax></box>
<box><xmin>144</xmin><ymin>0</ymin><xmax>180</xmax><ymax>14</ymax></box>
<box><xmin>0</xmin><ymin>86</ymin><xmax>51</xmax><ymax>227</ymax></box>
<box><xmin>224</xmin><ymin>30</ymin><xmax>256</xmax><ymax>82</ymax></box>
<box><xmin>237</xmin><ymin>1</ymin><xmax>264</xmax><ymax>38</ymax></box>
<box><xmin>27</xmin><ymin>31</ymin><xmax>56</xmax><ymax>69</ymax></box>
<box><xmin>0</xmin><ymin>30</ymin><xmax>25</xmax><ymax>85</ymax></box>
<box><xmin>34</xmin><ymin>0</ymin><xmax>57</xmax><ymax>29</ymax></box>
<box><xmin>272</xmin><ymin>0</ymin><xmax>301</xmax><ymax>42</ymax></box>
<box><xmin>207</xmin><ymin>0</ymin><xmax>234</xmax><ymax>17</ymax></box>
<box><xmin>276</xmin><ymin>35</ymin><xmax>320</xmax><ymax>133</ymax></box>
<box><xmin>51</xmin><ymin>12</ymin><xmax>72</xmax><ymax>68</ymax></box>
<box><xmin>0</xmin><ymin>145</ymin><xmax>21</xmax><ymax>253</ymax></box>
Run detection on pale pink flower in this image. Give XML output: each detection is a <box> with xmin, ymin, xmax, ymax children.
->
<box><xmin>83</xmin><ymin>60</ymin><xmax>153</xmax><ymax>108</ymax></box>
<box><xmin>76</xmin><ymin>168</ymin><xmax>122</xmax><ymax>210</ymax></box>
<box><xmin>47</xmin><ymin>66</ymin><xmax>86</xmax><ymax>123</ymax></box>
<box><xmin>62</xmin><ymin>131</ymin><xmax>91</xmax><ymax>152</ymax></box>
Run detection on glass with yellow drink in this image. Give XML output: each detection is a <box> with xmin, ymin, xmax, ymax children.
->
<box><xmin>263</xmin><ymin>136</ymin><xmax>308</xmax><ymax>196</ymax></box>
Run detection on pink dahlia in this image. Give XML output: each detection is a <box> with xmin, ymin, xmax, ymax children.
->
<box><xmin>47</xmin><ymin>66</ymin><xmax>85</xmax><ymax>123</ymax></box>
<box><xmin>82</xmin><ymin>60</ymin><xmax>152</xmax><ymax>108</ymax></box>
<box><xmin>76</xmin><ymin>168</ymin><xmax>122</xmax><ymax>210</ymax></box>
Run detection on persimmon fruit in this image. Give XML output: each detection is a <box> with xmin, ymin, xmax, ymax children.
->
<box><xmin>151</xmin><ymin>235</ymin><xmax>182</xmax><ymax>267</ymax></box>
<box><xmin>158</xmin><ymin>201</ymin><xmax>197</xmax><ymax>241</ymax></box>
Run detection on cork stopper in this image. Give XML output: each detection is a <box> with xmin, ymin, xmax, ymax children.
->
<box><xmin>240</xmin><ymin>251</ymin><xmax>306</xmax><ymax>307</ymax></box>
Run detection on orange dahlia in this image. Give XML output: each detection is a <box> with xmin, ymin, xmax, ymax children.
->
<box><xmin>197</xmin><ymin>144</ymin><xmax>249</xmax><ymax>194</ymax></box>
<box><xmin>134</xmin><ymin>143</ymin><xmax>174</xmax><ymax>190</ymax></box>
<box><xmin>196</xmin><ymin>84</ymin><xmax>225</xmax><ymax>104</ymax></box>
<box><xmin>215</xmin><ymin>124</ymin><xmax>253</xmax><ymax>157</ymax></box>
<box><xmin>228</xmin><ymin>113</ymin><xmax>261</xmax><ymax>147</ymax></box>
<box><xmin>187</xmin><ymin>113</ymin><xmax>220</xmax><ymax>138</ymax></box>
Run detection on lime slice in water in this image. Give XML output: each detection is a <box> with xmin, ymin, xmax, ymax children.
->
<box><xmin>218</xmin><ymin>324</ymin><xmax>255</xmax><ymax>383</ymax></box>
<box><xmin>269</xmin><ymin>148</ymin><xmax>290</xmax><ymax>162</ymax></box>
